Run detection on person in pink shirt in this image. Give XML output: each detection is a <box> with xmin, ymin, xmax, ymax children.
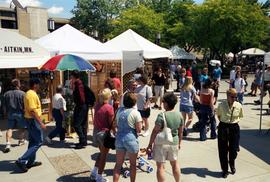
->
<box><xmin>110</xmin><ymin>70</ymin><xmax>121</xmax><ymax>93</ymax></box>
<box><xmin>90</xmin><ymin>88</ymin><xmax>114</xmax><ymax>182</ymax></box>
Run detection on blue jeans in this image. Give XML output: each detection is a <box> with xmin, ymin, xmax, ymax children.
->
<box><xmin>48</xmin><ymin>109</ymin><xmax>65</xmax><ymax>140</ymax></box>
<box><xmin>199</xmin><ymin>105</ymin><xmax>217</xmax><ymax>141</ymax></box>
<box><xmin>237</xmin><ymin>93</ymin><xmax>244</xmax><ymax>104</ymax></box>
<box><xmin>18</xmin><ymin>118</ymin><xmax>43</xmax><ymax>165</ymax></box>
<box><xmin>7</xmin><ymin>112</ymin><xmax>27</xmax><ymax>129</ymax></box>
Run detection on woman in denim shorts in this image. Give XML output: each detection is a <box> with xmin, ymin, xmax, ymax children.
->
<box><xmin>113</xmin><ymin>92</ymin><xmax>142</xmax><ymax>182</ymax></box>
<box><xmin>180</xmin><ymin>77</ymin><xmax>199</xmax><ymax>136</ymax></box>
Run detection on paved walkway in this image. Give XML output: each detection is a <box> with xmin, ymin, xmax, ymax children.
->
<box><xmin>0</xmin><ymin>75</ymin><xmax>270</xmax><ymax>182</ymax></box>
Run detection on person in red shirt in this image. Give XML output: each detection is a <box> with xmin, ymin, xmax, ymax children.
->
<box><xmin>186</xmin><ymin>65</ymin><xmax>192</xmax><ymax>77</ymax></box>
<box><xmin>110</xmin><ymin>70</ymin><xmax>121</xmax><ymax>93</ymax></box>
<box><xmin>90</xmin><ymin>88</ymin><xmax>114</xmax><ymax>182</ymax></box>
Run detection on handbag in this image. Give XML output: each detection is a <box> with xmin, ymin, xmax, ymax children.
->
<box><xmin>103</xmin><ymin>110</ymin><xmax>117</xmax><ymax>150</ymax></box>
<box><xmin>155</xmin><ymin>112</ymin><xmax>174</xmax><ymax>145</ymax></box>
<box><xmin>103</xmin><ymin>130</ymin><xmax>115</xmax><ymax>150</ymax></box>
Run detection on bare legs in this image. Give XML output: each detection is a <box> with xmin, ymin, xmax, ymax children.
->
<box><xmin>6</xmin><ymin>128</ymin><xmax>26</xmax><ymax>145</ymax></box>
<box><xmin>156</xmin><ymin>161</ymin><xmax>180</xmax><ymax>182</ymax></box>
<box><xmin>95</xmin><ymin>145</ymin><xmax>109</xmax><ymax>175</ymax></box>
<box><xmin>113</xmin><ymin>151</ymin><xmax>138</xmax><ymax>182</ymax></box>
<box><xmin>181</xmin><ymin>112</ymin><xmax>193</xmax><ymax>132</ymax></box>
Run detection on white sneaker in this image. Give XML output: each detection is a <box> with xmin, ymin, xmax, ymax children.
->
<box><xmin>96</xmin><ymin>174</ymin><xmax>109</xmax><ymax>182</ymax></box>
<box><xmin>18</xmin><ymin>140</ymin><xmax>27</xmax><ymax>146</ymax></box>
<box><xmin>45</xmin><ymin>137</ymin><xmax>52</xmax><ymax>144</ymax></box>
<box><xmin>142</xmin><ymin>130</ymin><xmax>150</xmax><ymax>137</ymax></box>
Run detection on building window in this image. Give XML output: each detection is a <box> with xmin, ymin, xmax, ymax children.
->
<box><xmin>0</xmin><ymin>10</ymin><xmax>16</xmax><ymax>18</ymax></box>
<box><xmin>1</xmin><ymin>20</ymin><xmax>17</xmax><ymax>29</ymax></box>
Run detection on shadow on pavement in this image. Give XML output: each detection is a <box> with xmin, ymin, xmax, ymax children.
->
<box><xmin>0</xmin><ymin>160</ymin><xmax>24</xmax><ymax>174</ymax></box>
<box><xmin>0</xmin><ymin>144</ymin><xmax>17</xmax><ymax>152</ymax></box>
<box><xmin>240</xmin><ymin>129</ymin><xmax>270</xmax><ymax>165</ymax></box>
<box><xmin>91</xmin><ymin>152</ymin><xmax>116</xmax><ymax>163</ymax></box>
<box><xmin>181</xmin><ymin>167</ymin><xmax>221</xmax><ymax>178</ymax></box>
<box><xmin>183</xmin><ymin>137</ymin><xmax>200</xmax><ymax>142</ymax></box>
<box><xmin>56</xmin><ymin>171</ymin><xmax>89</xmax><ymax>182</ymax></box>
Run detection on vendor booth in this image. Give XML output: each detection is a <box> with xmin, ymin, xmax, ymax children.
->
<box><xmin>237</xmin><ymin>48</ymin><xmax>265</xmax><ymax>73</ymax></box>
<box><xmin>170</xmin><ymin>46</ymin><xmax>196</xmax><ymax>60</ymax></box>
<box><xmin>104</xmin><ymin>29</ymin><xmax>172</xmax><ymax>90</ymax></box>
<box><xmin>36</xmin><ymin>24</ymin><xmax>122</xmax><ymax>97</ymax></box>
<box><xmin>0</xmin><ymin>28</ymin><xmax>57</xmax><ymax>122</ymax></box>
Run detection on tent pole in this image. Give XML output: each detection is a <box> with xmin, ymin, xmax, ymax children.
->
<box><xmin>259</xmin><ymin>54</ymin><xmax>267</xmax><ymax>132</ymax></box>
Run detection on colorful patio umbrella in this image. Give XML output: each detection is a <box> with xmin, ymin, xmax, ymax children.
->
<box><xmin>40</xmin><ymin>54</ymin><xmax>96</xmax><ymax>71</ymax></box>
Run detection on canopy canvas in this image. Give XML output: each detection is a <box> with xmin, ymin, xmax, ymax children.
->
<box><xmin>104</xmin><ymin>29</ymin><xmax>172</xmax><ymax>74</ymax></box>
<box><xmin>238</xmin><ymin>48</ymin><xmax>265</xmax><ymax>56</ymax></box>
<box><xmin>0</xmin><ymin>28</ymin><xmax>50</xmax><ymax>69</ymax></box>
<box><xmin>210</xmin><ymin>60</ymin><xmax>221</xmax><ymax>66</ymax></box>
<box><xmin>36</xmin><ymin>24</ymin><xmax>122</xmax><ymax>61</ymax></box>
<box><xmin>170</xmin><ymin>46</ymin><xmax>196</xmax><ymax>60</ymax></box>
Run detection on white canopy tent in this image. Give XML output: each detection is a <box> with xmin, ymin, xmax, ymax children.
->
<box><xmin>104</xmin><ymin>29</ymin><xmax>172</xmax><ymax>74</ymax></box>
<box><xmin>238</xmin><ymin>48</ymin><xmax>265</xmax><ymax>56</ymax></box>
<box><xmin>170</xmin><ymin>46</ymin><xmax>196</xmax><ymax>60</ymax></box>
<box><xmin>36</xmin><ymin>24</ymin><xmax>122</xmax><ymax>60</ymax></box>
<box><xmin>209</xmin><ymin>60</ymin><xmax>221</xmax><ymax>66</ymax></box>
<box><xmin>0</xmin><ymin>28</ymin><xmax>50</xmax><ymax>68</ymax></box>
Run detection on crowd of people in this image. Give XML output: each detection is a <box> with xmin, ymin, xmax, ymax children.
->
<box><xmin>7</xmin><ymin>60</ymin><xmax>270</xmax><ymax>181</ymax></box>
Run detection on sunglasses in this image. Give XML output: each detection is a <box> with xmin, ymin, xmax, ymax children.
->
<box><xmin>229</xmin><ymin>95</ymin><xmax>237</xmax><ymax>99</ymax></box>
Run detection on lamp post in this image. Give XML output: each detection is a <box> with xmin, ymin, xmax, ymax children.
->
<box><xmin>156</xmin><ymin>33</ymin><xmax>161</xmax><ymax>45</ymax></box>
<box><xmin>48</xmin><ymin>18</ymin><xmax>55</xmax><ymax>32</ymax></box>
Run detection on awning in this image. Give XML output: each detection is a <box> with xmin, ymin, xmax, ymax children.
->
<box><xmin>0</xmin><ymin>28</ymin><xmax>50</xmax><ymax>69</ymax></box>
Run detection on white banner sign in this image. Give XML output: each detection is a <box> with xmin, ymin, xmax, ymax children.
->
<box><xmin>264</xmin><ymin>52</ymin><xmax>270</xmax><ymax>65</ymax></box>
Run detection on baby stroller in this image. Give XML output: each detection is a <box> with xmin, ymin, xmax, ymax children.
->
<box><xmin>192</xmin><ymin>101</ymin><xmax>210</xmax><ymax>132</ymax></box>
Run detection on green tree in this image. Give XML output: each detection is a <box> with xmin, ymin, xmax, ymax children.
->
<box><xmin>71</xmin><ymin>0</ymin><xmax>136</xmax><ymax>41</ymax></box>
<box><xmin>193</xmin><ymin>0</ymin><xmax>269</xmax><ymax>59</ymax></box>
<box><xmin>109</xmin><ymin>5</ymin><xmax>165</xmax><ymax>43</ymax></box>
<box><xmin>163</xmin><ymin>0</ymin><xmax>197</xmax><ymax>51</ymax></box>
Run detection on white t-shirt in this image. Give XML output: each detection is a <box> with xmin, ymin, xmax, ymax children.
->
<box><xmin>230</xmin><ymin>70</ymin><xmax>236</xmax><ymax>80</ymax></box>
<box><xmin>52</xmin><ymin>93</ymin><xmax>67</xmax><ymax>111</ymax></box>
<box><xmin>234</xmin><ymin>78</ymin><xmax>246</xmax><ymax>93</ymax></box>
<box><xmin>116</xmin><ymin>108</ymin><xmax>142</xmax><ymax>129</ymax></box>
<box><xmin>135</xmin><ymin>85</ymin><xmax>153</xmax><ymax>110</ymax></box>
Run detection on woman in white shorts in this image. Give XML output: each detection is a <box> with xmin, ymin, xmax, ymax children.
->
<box><xmin>147</xmin><ymin>93</ymin><xmax>184</xmax><ymax>182</ymax></box>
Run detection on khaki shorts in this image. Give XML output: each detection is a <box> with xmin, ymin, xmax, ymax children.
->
<box><xmin>153</xmin><ymin>144</ymin><xmax>179</xmax><ymax>163</ymax></box>
<box><xmin>92</xmin><ymin>128</ymin><xmax>106</xmax><ymax>147</ymax></box>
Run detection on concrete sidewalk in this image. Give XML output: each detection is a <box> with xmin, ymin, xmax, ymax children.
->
<box><xmin>0</xmin><ymin>75</ymin><xmax>270</xmax><ymax>182</ymax></box>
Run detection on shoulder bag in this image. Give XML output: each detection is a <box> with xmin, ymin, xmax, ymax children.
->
<box><xmin>103</xmin><ymin>109</ymin><xmax>118</xmax><ymax>150</ymax></box>
<box><xmin>155</xmin><ymin>112</ymin><xmax>174</xmax><ymax>145</ymax></box>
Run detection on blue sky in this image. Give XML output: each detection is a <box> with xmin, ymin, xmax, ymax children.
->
<box><xmin>0</xmin><ymin>0</ymin><xmax>268</xmax><ymax>18</ymax></box>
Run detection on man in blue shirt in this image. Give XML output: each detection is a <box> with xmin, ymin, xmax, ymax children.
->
<box><xmin>200</xmin><ymin>67</ymin><xmax>209</xmax><ymax>88</ymax></box>
<box><xmin>213</xmin><ymin>63</ymin><xmax>222</xmax><ymax>82</ymax></box>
